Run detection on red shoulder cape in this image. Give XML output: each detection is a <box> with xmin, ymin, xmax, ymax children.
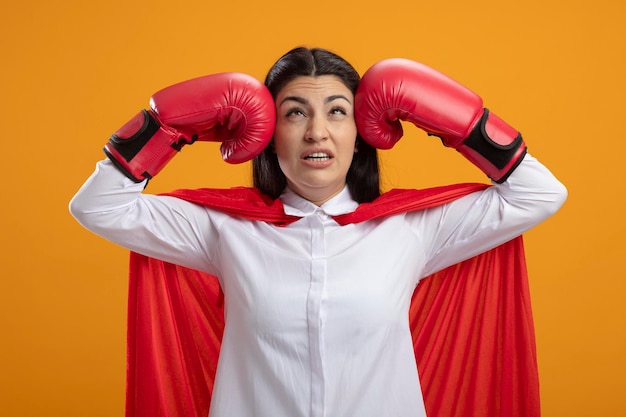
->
<box><xmin>125</xmin><ymin>184</ymin><xmax>540</xmax><ymax>417</ymax></box>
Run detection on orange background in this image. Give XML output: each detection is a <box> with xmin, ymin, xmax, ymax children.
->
<box><xmin>1</xmin><ymin>0</ymin><xmax>624</xmax><ymax>416</ymax></box>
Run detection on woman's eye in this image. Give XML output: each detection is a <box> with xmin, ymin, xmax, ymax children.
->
<box><xmin>285</xmin><ymin>108</ymin><xmax>305</xmax><ymax>118</ymax></box>
<box><xmin>330</xmin><ymin>107</ymin><xmax>348</xmax><ymax>116</ymax></box>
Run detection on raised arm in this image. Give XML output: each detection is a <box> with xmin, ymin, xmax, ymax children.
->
<box><xmin>354</xmin><ymin>58</ymin><xmax>567</xmax><ymax>276</ymax></box>
<box><xmin>69</xmin><ymin>72</ymin><xmax>276</xmax><ymax>271</ymax></box>
<box><xmin>417</xmin><ymin>153</ymin><xmax>566</xmax><ymax>276</ymax></box>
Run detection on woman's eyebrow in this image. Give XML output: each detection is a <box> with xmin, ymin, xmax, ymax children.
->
<box><xmin>279</xmin><ymin>96</ymin><xmax>307</xmax><ymax>106</ymax></box>
<box><xmin>326</xmin><ymin>94</ymin><xmax>352</xmax><ymax>104</ymax></box>
<box><xmin>279</xmin><ymin>94</ymin><xmax>352</xmax><ymax>106</ymax></box>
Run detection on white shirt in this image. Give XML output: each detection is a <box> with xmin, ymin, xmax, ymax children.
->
<box><xmin>69</xmin><ymin>154</ymin><xmax>567</xmax><ymax>417</ymax></box>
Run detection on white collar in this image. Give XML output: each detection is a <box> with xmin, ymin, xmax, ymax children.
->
<box><xmin>280</xmin><ymin>186</ymin><xmax>359</xmax><ymax>217</ymax></box>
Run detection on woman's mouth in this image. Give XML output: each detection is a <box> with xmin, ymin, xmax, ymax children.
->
<box><xmin>301</xmin><ymin>151</ymin><xmax>334</xmax><ymax>168</ymax></box>
<box><xmin>303</xmin><ymin>152</ymin><xmax>332</xmax><ymax>161</ymax></box>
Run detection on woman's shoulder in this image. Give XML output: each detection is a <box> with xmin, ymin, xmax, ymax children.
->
<box><xmin>161</xmin><ymin>187</ymin><xmax>300</xmax><ymax>226</ymax></box>
<box><xmin>334</xmin><ymin>184</ymin><xmax>489</xmax><ymax>225</ymax></box>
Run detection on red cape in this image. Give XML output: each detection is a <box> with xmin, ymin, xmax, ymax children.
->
<box><xmin>125</xmin><ymin>184</ymin><xmax>540</xmax><ymax>417</ymax></box>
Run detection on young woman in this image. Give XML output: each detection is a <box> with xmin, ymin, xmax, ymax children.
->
<box><xmin>70</xmin><ymin>47</ymin><xmax>567</xmax><ymax>417</ymax></box>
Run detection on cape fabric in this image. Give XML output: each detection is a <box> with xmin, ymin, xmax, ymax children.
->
<box><xmin>125</xmin><ymin>184</ymin><xmax>540</xmax><ymax>417</ymax></box>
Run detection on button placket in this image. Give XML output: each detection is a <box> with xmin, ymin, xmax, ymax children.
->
<box><xmin>307</xmin><ymin>212</ymin><xmax>328</xmax><ymax>417</ymax></box>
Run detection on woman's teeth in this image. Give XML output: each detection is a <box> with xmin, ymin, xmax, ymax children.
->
<box><xmin>304</xmin><ymin>153</ymin><xmax>331</xmax><ymax>161</ymax></box>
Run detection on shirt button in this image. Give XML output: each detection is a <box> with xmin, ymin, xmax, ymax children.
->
<box><xmin>315</xmin><ymin>209</ymin><xmax>328</xmax><ymax>220</ymax></box>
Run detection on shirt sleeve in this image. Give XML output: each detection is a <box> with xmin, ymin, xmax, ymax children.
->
<box><xmin>414</xmin><ymin>153</ymin><xmax>568</xmax><ymax>277</ymax></box>
<box><xmin>69</xmin><ymin>159</ymin><xmax>225</xmax><ymax>274</ymax></box>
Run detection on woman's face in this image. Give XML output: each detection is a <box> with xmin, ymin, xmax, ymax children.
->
<box><xmin>273</xmin><ymin>75</ymin><xmax>357</xmax><ymax>206</ymax></box>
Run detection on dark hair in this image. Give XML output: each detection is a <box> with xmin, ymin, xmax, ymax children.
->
<box><xmin>252</xmin><ymin>47</ymin><xmax>380</xmax><ymax>203</ymax></box>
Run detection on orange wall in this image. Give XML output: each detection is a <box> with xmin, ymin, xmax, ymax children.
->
<box><xmin>1</xmin><ymin>0</ymin><xmax>624</xmax><ymax>415</ymax></box>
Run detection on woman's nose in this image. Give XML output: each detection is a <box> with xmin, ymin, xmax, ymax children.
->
<box><xmin>305</xmin><ymin>115</ymin><xmax>329</xmax><ymax>142</ymax></box>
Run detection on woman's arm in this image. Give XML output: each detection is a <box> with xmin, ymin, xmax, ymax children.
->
<box><xmin>69</xmin><ymin>158</ymin><xmax>224</xmax><ymax>273</ymax></box>
<box><xmin>354</xmin><ymin>58</ymin><xmax>567</xmax><ymax>277</ymax></box>
<box><xmin>69</xmin><ymin>72</ymin><xmax>275</xmax><ymax>272</ymax></box>
<box><xmin>418</xmin><ymin>153</ymin><xmax>567</xmax><ymax>276</ymax></box>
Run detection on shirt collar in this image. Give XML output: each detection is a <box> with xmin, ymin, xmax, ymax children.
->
<box><xmin>280</xmin><ymin>186</ymin><xmax>359</xmax><ymax>217</ymax></box>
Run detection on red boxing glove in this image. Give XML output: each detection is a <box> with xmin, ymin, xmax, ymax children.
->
<box><xmin>355</xmin><ymin>58</ymin><xmax>526</xmax><ymax>183</ymax></box>
<box><xmin>104</xmin><ymin>72</ymin><xmax>275</xmax><ymax>182</ymax></box>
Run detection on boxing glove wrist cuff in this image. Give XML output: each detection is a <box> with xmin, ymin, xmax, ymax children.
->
<box><xmin>459</xmin><ymin>109</ymin><xmax>527</xmax><ymax>183</ymax></box>
<box><xmin>109</xmin><ymin>110</ymin><xmax>161</xmax><ymax>162</ymax></box>
<box><xmin>104</xmin><ymin>110</ymin><xmax>192</xmax><ymax>182</ymax></box>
